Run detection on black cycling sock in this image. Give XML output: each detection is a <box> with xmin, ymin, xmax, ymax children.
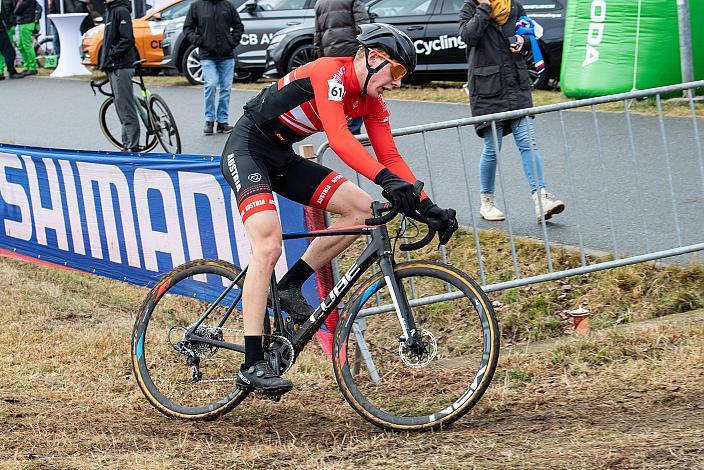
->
<box><xmin>244</xmin><ymin>336</ymin><xmax>264</xmax><ymax>369</ymax></box>
<box><xmin>278</xmin><ymin>259</ymin><xmax>314</xmax><ymax>291</ymax></box>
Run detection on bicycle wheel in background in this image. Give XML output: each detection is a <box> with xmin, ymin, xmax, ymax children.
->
<box><xmin>131</xmin><ymin>259</ymin><xmax>249</xmax><ymax>419</ymax></box>
<box><xmin>34</xmin><ymin>37</ymin><xmax>54</xmax><ymax>68</ymax></box>
<box><xmin>98</xmin><ymin>96</ymin><xmax>158</xmax><ymax>152</ymax></box>
<box><xmin>148</xmin><ymin>94</ymin><xmax>182</xmax><ymax>154</ymax></box>
<box><xmin>333</xmin><ymin>260</ymin><xmax>500</xmax><ymax>431</ymax></box>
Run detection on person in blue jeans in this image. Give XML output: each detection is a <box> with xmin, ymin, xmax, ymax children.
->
<box><xmin>201</xmin><ymin>58</ymin><xmax>235</xmax><ymax>133</ymax></box>
<box><xmin>479</xmin><ymin>116</ymin><xmax>564</xmax><ymax>220</ymax></box>
<box><xmin>183</xmin><ymin>0</ymin><xmax>243</xmax><ymax>135</ymax></box>
<box><xmin>460</xmin><ymin>0</ymin><xmax>564</xmax><ymax>222</ymax></box>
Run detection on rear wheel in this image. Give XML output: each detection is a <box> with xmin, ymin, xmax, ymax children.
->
<box><xmin>98</xmin><ymin>96</ymin><xmax>158</xmax><ymax>152</ymax></box>
<box><xmin>333</xmin><ymin>261</ymin><xmax>500</xmax><ymax>431</ymax></box>
<box><xmin>131</xmin><ymin>259</ymin><xmax>249</xmax><ymax>419</ymax></box>
<box><xmin>148</xmin><ymin>94</ymin><xmax>182</xmax><ymax>154</ymax></box>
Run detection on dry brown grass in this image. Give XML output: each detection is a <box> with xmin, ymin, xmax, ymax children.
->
<box><xmin>1</xmin><ymin>225</ymin><xmax>703</xmax><ymax>468</ymax></box>
<box><xmin>337</xmin><ymin>225</ymin><xmax>704</xmax><ymax>345</ymax></box>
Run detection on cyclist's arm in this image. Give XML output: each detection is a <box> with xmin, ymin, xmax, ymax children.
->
<box><xmin>311</xmin><ymin>62</ymin><xmax>386</xmax><ymax>182</ymax></box>
<box><xmin>364</xmin><ymin>96</ymin><xmax>428</xmax><ymax>200</ymax></box>
<box><xmin>110</xmin><ymin>9</ymin><xmax>136</xmax><ymax>60</ymax></box>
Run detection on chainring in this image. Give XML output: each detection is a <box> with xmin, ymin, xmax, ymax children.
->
<box><xmin>168</xmin><ymin>325</ymin><xmax>295</xmax><ymax>374</ymax></box>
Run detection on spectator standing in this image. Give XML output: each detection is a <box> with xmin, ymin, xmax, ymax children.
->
<box><xmin>71</xmin><ymin>0</ymin><xmax>95</xmax><ymax>35</ymax></box>
<box><xmin>47</xmin><ymin>0</ymin><xmax>60</xmax><ymax>55</ymax></box>
<box><xmin>0</xmin><ymin>0</ymin><xmax>24</xmax><ymax>78</ymax></box>
<box><xmin>459</xmin><ymin>0</ymin><xmax>564</xmax><ymax>222</ymax></box>
<box><xmin>11</xmin><ymin>0</ymin><xmax>39</xmax><ymax>75</ymax></box>
<box><xmin>183</xmin><ymin>0</ymin><xmax>244</xmax><ymax>135</ymax></box>
<box><xmin>99</xmin><ymin>0</ymin><xmax>140</xmax><ymax>150</ymax></box>
<box><xmin>314</xmin><ymin>0</ymin><xmax>369</xmax><ymax>135</ymax></box>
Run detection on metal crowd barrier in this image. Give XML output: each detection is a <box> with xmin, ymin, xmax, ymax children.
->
<box><xmin>315</xmin><ymin>81</ymin><xmax>704</xmax><ymax>321</ymax></box>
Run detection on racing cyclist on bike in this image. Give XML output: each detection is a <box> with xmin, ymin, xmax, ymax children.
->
<box><xmin>221</xmin><ymin>23</ymin><xmax>459</xmax><ymax>394</ymax></box>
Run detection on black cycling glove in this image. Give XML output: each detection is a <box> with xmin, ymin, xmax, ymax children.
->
<box><xmin>419</xmin><ymin>199</ymin><xmax>459</xmax><ymax>245</ymax></box>
<box><xmin>374</xmin><ymin>168</ymin><xmax>419</xmax><ymax>216</ymax></box>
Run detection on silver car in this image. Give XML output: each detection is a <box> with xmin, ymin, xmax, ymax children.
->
<box><xmin>161</xmin><ymin>0</ymin><xmax>315</xmax><ymax>84</ymax></box>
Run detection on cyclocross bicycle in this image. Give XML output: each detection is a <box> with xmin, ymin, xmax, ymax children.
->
<box><xmin>90</xmin><ymin>61</ymin><xmax>182</xmax><ymax>154</ymax></box>
<box><xmin>131</xmin><ymin>191</ymin><xmax>499</xmax><ymax>431</ymax></box>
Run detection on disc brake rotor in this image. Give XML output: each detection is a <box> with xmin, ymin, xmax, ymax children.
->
<box><xmin>399</xmin><ymin>329</ymin><xmax>438</xmax><ymax>368</ymax></box>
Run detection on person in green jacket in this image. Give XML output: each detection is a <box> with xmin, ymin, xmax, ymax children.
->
<box><xmin>10</xmin><ymin>0</ymin><xmax>38</xmax><ymax>74</ymax></box>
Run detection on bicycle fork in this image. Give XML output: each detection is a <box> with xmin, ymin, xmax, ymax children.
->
<box><xmin>377</xmin><ymin>253</ymin><xmax>421</xmax><ymax>350</ymax></box>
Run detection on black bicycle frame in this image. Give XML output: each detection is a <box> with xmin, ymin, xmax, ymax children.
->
<box><xmin>182</xmin><ymin>201</ymin><xmax>421</xmax><ymax>358</ymax></box>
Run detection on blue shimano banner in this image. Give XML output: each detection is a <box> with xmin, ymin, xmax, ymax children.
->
<box><xmin>0</xmin><ymin>144</ymin><xmax>316</xmax><ymax>302</ymax></box>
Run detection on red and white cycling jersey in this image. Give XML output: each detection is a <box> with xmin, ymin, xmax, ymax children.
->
<box><xmin>243</xmin><ymin>56</ymin><xmax>417</xmax><ymax>185</ymax></box>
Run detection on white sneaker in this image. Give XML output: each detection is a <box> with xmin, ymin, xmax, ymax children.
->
<box><xmin>480</xmin><ymin>194</ymin><xmax>505</xmax><ymax>221</ymax></box>
<box><xmin>533</xmin><ymin>188</ymin><xmax>565</xmax><ymax>222</ymax></box>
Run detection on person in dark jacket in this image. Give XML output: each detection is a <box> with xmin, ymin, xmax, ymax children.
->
<box><xmin>71</xmin><ymin>0</ymin><xmax>95</xmax><ymax>35</ymax></box>
<box><xmin>459</xmin><ymin>0</ymin><xmax>564</xmax><ymax>222</ymax></box>
<box><xmin>0</xmin><ymin>0</ymin><xmax>23</xmax><ymax>79</ymax></box>
<box><xmin>314</xmin><ymin>0</ymin><xmax>369</xmax><ymax>135</ymax></box>
<box><xmin>11</xmin><ymin>0</ymin><xmax>38</xmax><ymax>74</ymax></box>
<box><xmin>183</xmin><ymin>0</ymin><xmax>244</xmax><ymax>135</ymax></box>
<box><xmin>47</xmin><ymin>0</ymin><xmax>60</xmax><ymax>54</ymax></box>
<box><xmin>99</xmin><ymin>0</ymin><xmax>140</xmax><ymax>151</ymax></box>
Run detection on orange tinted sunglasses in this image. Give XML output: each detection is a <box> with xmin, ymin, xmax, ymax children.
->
<box><xmin>374</xmin><ymin>50</ymin><xmax>407</xmax><ymax>80</ymax></box>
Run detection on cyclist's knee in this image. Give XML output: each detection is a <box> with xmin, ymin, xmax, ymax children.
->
<box><xmin>342</xmin><ymin>192</ymin><xmax>373</xmax><ymax>224</ymax></box>
<box><xmin>251</xmin><ymin>232</ymin><xmax>283</xmax><ymax>268</ymax></box>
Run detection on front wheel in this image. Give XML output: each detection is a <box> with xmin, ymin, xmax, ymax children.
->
<box><xmin>98</xmin><ymin>96</ymin><xmax>158</xmax><ymax>152</ymax></box>
<box><xmin>286</xmin><ymin>43</ymin><xmax>317</xmax><ymax>73</ymax></box>
<box><xmin>131</xmin><ymin>259</ymin><xmax>249</xmax><ymax>419</ymax></box>
<box><xmin>182</xmin><ymin>45</ymin><xmax>203</xmax><ymax>85</ymax></box>
<box><xmin>148</xmin><ymin>94</ymin><xmax>182</xmax><ymax>154</ymax></box>
<box><xmin>333</xmin><ymin>261</ymin><xmax>500</xmax><ymax>431</ymax></box>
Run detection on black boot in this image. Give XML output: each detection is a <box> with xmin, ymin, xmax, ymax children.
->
<box><xmin>203</xmin><ymin>121</ymin><xmax>214</xmax><ymax>135</ymax></box>
<box><xmin>236</xmin><ymin>360</ymin><xmax>293</xmax><ymax>393</ymax></box>
<box><xmin>278</xmin><ymin>287</ymin><xmax>314</xmax><ymax>325</ymax></box>
<box><xmin>217</xmin><ymin>122</ymin><xmax>233</xmax><ymax>134</ymax></box>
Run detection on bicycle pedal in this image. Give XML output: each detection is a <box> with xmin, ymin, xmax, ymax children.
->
<box><xmin>255</xmin><ymin>390</ymin><xmax>285</xmax><ymax>402</ymax></box>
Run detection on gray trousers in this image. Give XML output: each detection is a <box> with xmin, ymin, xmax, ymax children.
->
<box><xmin>107</xmin><ymin>68</ymin><xmax>140</xmax><ymax>150</ymax></box>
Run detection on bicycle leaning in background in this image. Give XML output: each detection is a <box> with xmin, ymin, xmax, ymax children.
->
<box><xmin>131</xmin><ymin>189</ymin><xmax>500</xmax><ymax>431</ymax></box>
<box><xmin>90</xmin><ymin>61</ymin><xmax>181</xmax><ymax>154</ymax></box>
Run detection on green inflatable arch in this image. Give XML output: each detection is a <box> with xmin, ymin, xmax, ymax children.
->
<box><xmin>561</xmin><ymin>0</ymin><xmax>703</xmax><ymax>98</ymax></box>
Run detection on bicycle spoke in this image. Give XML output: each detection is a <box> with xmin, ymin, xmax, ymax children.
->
<box><xmin>336</xmin><ymin>262</ymin><xmax>498</xmax><ymax>430</ymax></box>
<box><xmin>132</xmin><ymin>261</ymin><xmax>248</xmax><ymax>417</ymax></box>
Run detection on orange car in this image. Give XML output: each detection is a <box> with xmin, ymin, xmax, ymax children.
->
<box><xmin>81</xmin><ymin>0</ymin><xmax>196</xmax><ymax>69</ymax></box>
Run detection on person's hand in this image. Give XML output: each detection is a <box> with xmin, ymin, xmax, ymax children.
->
<box><xmin>419</xmin><ymin>200</ymin><xmax>459</xmax><ymax>245</ymax></box>
<box><xmin>374</xmin><ymin>168</ymin><xmax>419</xmax><ymax>216</ymax></box>
<box><xmin>510</xmin><ymin>35</ymin><xmax>525</xmax><ymax>53</ymax></box>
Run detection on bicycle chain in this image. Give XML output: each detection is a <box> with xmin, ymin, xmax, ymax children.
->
<box><xmin>173</xmin><ymin>325</ymin><xmax>295</xmax><ymax>384</ymax></box>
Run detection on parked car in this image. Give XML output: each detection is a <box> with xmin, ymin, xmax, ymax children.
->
<box><xmin>265</xmin><ymin>0</ymin><xmax>567</xmax><ymax>88</ymax></box>
<box><xmin>81</xmin><ymin>0</ymin><xmax>196</xmax><ymax>71</ymax></box>
<box><xmin>161</xmin><ymin>0</ymin><xmax>313</xmax><ymax>85</ymax></box>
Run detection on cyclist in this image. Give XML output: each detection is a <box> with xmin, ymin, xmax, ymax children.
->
<box><xmin>221</xmin><ymin>23</ymin><xmax>458</xmax><ymax>394</ymax></box>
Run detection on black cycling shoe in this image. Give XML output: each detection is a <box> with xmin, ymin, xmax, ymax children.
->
<box><xmin>236</xmin><ymin>360</ymin><xmax>293</xmax><ymax>393</ymax></box>
<box><xmin>278</xmin><ymin>287</ymin><xmax>314</xmax><ymax>325</ymax></box>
